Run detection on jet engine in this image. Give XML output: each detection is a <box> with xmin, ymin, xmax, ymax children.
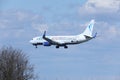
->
<box><xmin>43</xmin><ymin>42</ymin><xmax>51</xmax><ymax>46</ymax></box>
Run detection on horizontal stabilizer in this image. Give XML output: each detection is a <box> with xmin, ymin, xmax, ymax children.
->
<box><xmin>93</xmin><ymin>32</ymin><xmax>97</xmax><ymax>38</ymax></box>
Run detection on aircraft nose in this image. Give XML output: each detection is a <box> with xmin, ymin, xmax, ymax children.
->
<box><xmin>29</xmin><ymin>40</ymin><xmax>34</xmax><ymax>43</ymax></box>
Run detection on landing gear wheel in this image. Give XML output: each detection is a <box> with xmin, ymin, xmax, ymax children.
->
<box><xmin>56</xmin><ymin>45</ymin><xmax>59</xmax><ymax>48</ymax></box>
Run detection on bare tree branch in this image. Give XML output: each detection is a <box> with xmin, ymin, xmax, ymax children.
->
<box><xmin>0</xmin><ymin>46</ymin><xmax>36</xmax><ymax>80</ymax></box>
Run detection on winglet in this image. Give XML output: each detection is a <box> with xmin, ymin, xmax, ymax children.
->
<box><xmin>93</xmin><ymin>32</ymin><xmax>97</xmax><ymax>38</ymax></box>
<box><xmin>43</xmin><ymin>31</ymin><xmax>46</xmax><ymax>38</ymax></box>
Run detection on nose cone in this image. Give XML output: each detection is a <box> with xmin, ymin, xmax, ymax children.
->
<box><xmin>29</xmin><ymin>40</ymin><xmax>34</xmax><ymax>43</ymax></box>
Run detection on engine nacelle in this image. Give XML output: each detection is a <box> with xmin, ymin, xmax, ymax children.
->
<box><xmin>43</xmin><ymin>42</ymin><xmax>51</xmax><ymax>46</ymax></box>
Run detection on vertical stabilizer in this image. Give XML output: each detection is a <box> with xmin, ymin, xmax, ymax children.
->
<box><xmin>82</xmin><ymin>20</ymin><xmax>95</xmax><ymax>37</ymax></box>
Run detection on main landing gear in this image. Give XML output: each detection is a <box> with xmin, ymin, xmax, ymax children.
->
<box><xmin>64</xmin><ymin>45</ymin><xmax>68</xmax><ymax>49</ymax></box>
<box><xmin>56</xmin><ymin>45</ymin><xmax>59</xmax><ymax>48</ymax></box>
<box><xmin>56</xmin><ymin>45</ymin><xmax>68</xmax><ymax>49</ymax></box>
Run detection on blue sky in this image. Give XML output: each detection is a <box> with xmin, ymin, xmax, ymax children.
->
<box><xmin>0</xmin><ymin>0</ymin><xmax>120</xmax><ymax>80</ymax></box>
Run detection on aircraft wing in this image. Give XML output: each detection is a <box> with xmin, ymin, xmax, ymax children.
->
<box><xmin>42</xmin><ymin>31</ymin><xmax>64</xmax><ymax>45</ymax></box>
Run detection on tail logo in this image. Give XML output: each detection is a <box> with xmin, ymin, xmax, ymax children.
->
<box><xmin>89</xmin><ymin>24</ymin><xmax>92</xmax><ymax>31</ymax></box>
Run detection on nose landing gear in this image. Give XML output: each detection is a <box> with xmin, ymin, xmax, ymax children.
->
<box><xmin>33</xmin><ymin>44</ymin><xmax>38</xmax><ymax>48</ymax></box>
<box><xmin>35</xmin><ymin>45</ymin><xmax>38</xmax><ymax>48</ymax></box>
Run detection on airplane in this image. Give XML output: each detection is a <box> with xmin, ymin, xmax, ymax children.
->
<box><xmin>30</xmin><ymin>19</ymin><xmax>97</xmax><ymax>49</ymax></box>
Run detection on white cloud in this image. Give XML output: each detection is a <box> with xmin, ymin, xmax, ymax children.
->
<box><xmin>95</xmin><ymin>21</ymin><xmax>120</xmax><ymax>42</ymax></box>
<box><xmin>0</xmin><ymin>11</ymin><xmax>45</xmax><ymax>38</ymax></box>
<box><xmin>31</xmin><ymin>14</ymin><xmax>39</xmax><ymax>20</ymax></box>
<box><xmin>15</xmin><ymin>11</ymin><xmax>28</xmax><ymax>21</ymax></box>
<box><xmin>0</xmin><ymin>10</ymin><xmax>119</xmax><ymax>42</ymax></box>
<box><xmin>105</xmin><ymin>25</ymin><xmax>120</xmax><ymax>38</ymax></box>
<box><xmin>77</xmin><ymin>0</ymin><xmax>120</xmax><ymax>42</ymax></box>
<box><xmin>0</xmin><ymin>19</ymin><xmax>9</xmax><ymax>29</ymax></box>
<box><xmin>14</xmin><ymin>11</ymin><xmax>43</xmax><ymax>22</ymax></box>
<box><xmin>107</xmin><ymin>27</ymin><xmax>120</xmax><ymax>37</ymax></box>
<box><xmin>79</xmin><ymin>0</ymin><xmax>120</xmax><ymax>14</ymax></box>
<box><xmin>32</xmin><ymin>23</ymin><xmax>48</xmax><ymax>33</ymax></box>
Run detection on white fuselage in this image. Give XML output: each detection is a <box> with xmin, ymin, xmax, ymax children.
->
<box><xmin>29</xmin><ymin>19</ymin><xmax>96</xmax><ymax>48</ymax></box>
<box><xmin>30</xmin><ymin>34</ymin><xmax>92</xmax><ymax>46</ymax></box>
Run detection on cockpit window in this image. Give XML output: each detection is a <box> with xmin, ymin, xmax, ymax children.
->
<box><xmin>37</xmin><ymin>37</ymin><xmax>41</xmax><ymax>40</ymax></box>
